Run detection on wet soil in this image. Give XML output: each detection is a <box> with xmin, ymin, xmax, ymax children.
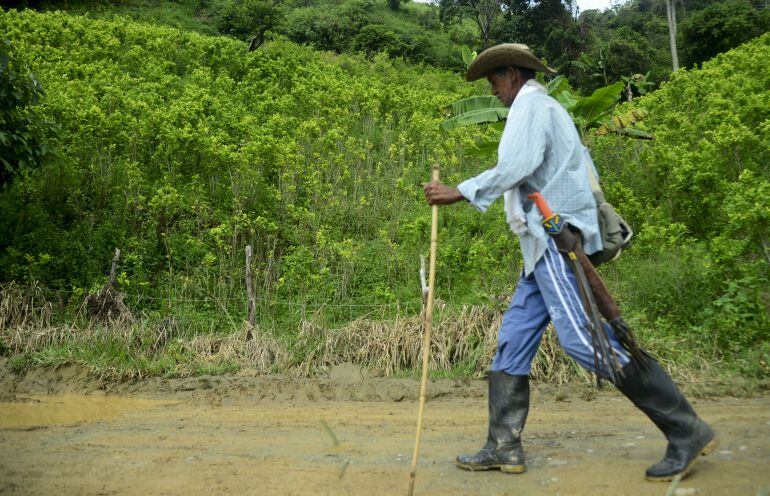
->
<box><xmin>0</xmin><ymin>360</ymin><xmax>768</xmax><ymax>496</ymax></box>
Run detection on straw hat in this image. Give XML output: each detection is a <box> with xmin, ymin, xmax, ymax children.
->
<box><xmin>466</xmin><ymin>43</ymin><xmax>556</xmax><ymax>81</ymax></box>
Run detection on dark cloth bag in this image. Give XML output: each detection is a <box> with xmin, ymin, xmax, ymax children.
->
<box><xmin>588</xmin><ymin>201</ymin><xmax>633</xmax><ymax>266</ymax></box>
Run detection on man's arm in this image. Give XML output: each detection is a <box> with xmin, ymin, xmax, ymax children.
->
<box><xmin>456</xmin><ymin>97</ymin><xmax>547</xmax><ymax>212</ymax></box>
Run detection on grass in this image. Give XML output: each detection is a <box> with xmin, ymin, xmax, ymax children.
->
<box><xmin>2</xmin><ymin>282</ymin><xmax>764</xmax><ymax>394</ymax></box>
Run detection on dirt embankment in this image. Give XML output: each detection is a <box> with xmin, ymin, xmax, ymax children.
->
<box><xmin>1</xmin><ymin>360</ymin><xmax>769</xmax><ymax>496</ymax></box>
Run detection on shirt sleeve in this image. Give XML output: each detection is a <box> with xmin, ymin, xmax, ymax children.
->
<box><xmin>457</xmin><ymin>96</ymin><xmax>548</xmax><ymax>212</ymax></box>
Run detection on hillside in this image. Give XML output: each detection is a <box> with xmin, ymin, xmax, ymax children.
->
<box><xmin>21</xmin><ymin>0</ymin><xmax>477</xmax><ymax>71</ymax></box>
<box><xmin>0</xmin><ymin>9</ymin><xmax>767</xmax><ymax>381</ymax></box>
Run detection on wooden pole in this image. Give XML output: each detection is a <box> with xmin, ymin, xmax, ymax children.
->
<box><xmin>408</xmin><ymin>163</ymin><xmax>440</xmax><ymax>496</ymax></box>
<box><xmin>245</xmin><ymin>245</ymin><xmax>256</xmax><ymax>340</ymax></box>
<box><xmin>108</xmin><ymin>248</ymin><xmax>121</xmax><ymax>290</ymax></box>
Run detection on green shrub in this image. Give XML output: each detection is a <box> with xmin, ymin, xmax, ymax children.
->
<box><xmin>352</xmin><ymin>24</ymin><xmax>406</xmax><ymax>57</ymax></box>
<box><xmin>592</xmin><ymin>33</ymin><xmax>770</xmax><ymax>359</ymax></box>
<box><xmin>0</xmin><ymin>37</ymin><xmax>57</xmax><ymax>187</ymax></box>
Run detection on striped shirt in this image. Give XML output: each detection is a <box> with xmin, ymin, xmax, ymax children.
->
<box><xmin>457</xmin><ymin>82</ymin><xmax>602</xmax><ymax>276</ymax></box>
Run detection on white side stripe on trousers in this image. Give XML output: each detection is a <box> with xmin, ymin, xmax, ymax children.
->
<box><xmin>542</xmin><ymin>247</ymin><xmax>598</xmax><ymax>360</ymax></box>
<box><xmin>547</xmin><ymin>243</ymin><xmax>629</xmax><ymax>365</ymax></box>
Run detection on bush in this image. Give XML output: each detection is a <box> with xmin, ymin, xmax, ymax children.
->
<box><xmin>352</xmin><ymin>24</ymin><xmax>406</xmax><ymax>57</ymax></box>
<box><xmin>279</xmin><ymin>2</ymin><xmax>370</xmax><ymax>52</ymax></box>
<box><xmin>0</xmin><ymin>38</ymin><xmax>56</xmax><ymax>187</ymax></box>
<box><xmin>592</xmin><ymin>33</ymin><xmax>770</xmax><ymax>360</ymax></box>
<box><xmin>215</xmin><ymin>0</ymin><xmax>285</xmax><ymax>48</ymax></box>
<box><xmin>0</xmin><ymin>10</ymin><xmax>493</xmax><ymax>317</ymax></box>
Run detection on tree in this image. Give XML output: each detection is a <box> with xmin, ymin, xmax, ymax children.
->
<box><xmin>492</xmin><ymin>0</ymin><xmax>583</xmax><ymax>73</ymax></box>
<box><xmin>216</xmin><ymin>0</ymin><xmax>285</xmax><ymax>50</ymax></box>
<box><xmin>679</xmin><ymin>0</ymin><xmax>770</xmax><ymax>68</ymax></box>
<box><xmin>387</xmin><ymin>0</ymin><xmax>411</xmax><ymax>11</ymax></box>
<box><xmin>352</xmin><ymin>25</ymin><xmax>407</xmax><ymax>57</ymax></box>
<box><xmin>0</xmin><ymin>38</ymin><xmax>55</xmax><ymax>187</ymax></box>
<box><xmin>439</xmin><ymin>0</ymin><xmax>504</xmax><ymax>49</ymax></box>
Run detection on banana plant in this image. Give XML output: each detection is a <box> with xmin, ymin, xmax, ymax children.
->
<box><xmin>438</xmin><ymin>95</ymin><xmax>507</xmax><ymax>132</ymax></box>
<box><xmin>440</xmin><ymin>76</ymin><xmax>652</xmax><ymax>157</ymax></box>
<box><xmin>596</xmin><ymin>108</ymin><xmax>653</xmax><ymax>140</ymax></box>
<box><xmin>568</xmin><ymin>81</ymin><xmax>626</xmax><ymax>140</ymax></box>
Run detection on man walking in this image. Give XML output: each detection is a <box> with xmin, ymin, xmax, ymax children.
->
<box><xmin>423</xmin><ymin>43</ymin><xmax>716</xmax><ymax>481</ymax></box>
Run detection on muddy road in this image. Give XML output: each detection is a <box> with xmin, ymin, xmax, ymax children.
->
<box><xmin>1</xmin><ymin>362</ymin><xmax>769</xmax><ymax>496</ymax></box>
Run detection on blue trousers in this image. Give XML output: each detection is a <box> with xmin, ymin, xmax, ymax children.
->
<box><xmin>491</xmin><ymin>238</ymin><xmax>630</xmax><ymax>377</ymax></box>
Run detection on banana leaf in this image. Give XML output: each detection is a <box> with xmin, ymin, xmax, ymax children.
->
<box><xmin>569</xmin><ymin>81</ymin><xmax>624</xmax><ymax>128</ymax></box>
<box><xmin>444</xmin><ymin>95</ymin><xmax>507</xmax><ymax>116</ymax></box>
<box><xmin>615</xmin><ymin>127</ymin><xmax>654</xmax><ymax>139</ymax></box>
<box><xmin>439</xmin><ymin>96</ymin><xmax>508</xmax><ymax>132</ymax></box>
<box><xmin>466</xmin><ymin>139</ymin><xmax>500</xmax><ymax>157</ymax></box>
<box><xmin>461</xmin><ymin>45</ymin><xmax>477</xmax><ymax>69</ymax></box>
<box><xmin>595</xmin><ymin>107</ymin><xmax>653</xmax><ymax>139</ymax></box>
<box><xmin>546</xmin><ymin>75</ymin><xmax>569</xmax><ymax>97</ymax></box>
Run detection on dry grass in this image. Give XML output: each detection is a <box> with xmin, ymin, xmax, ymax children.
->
<box><xmin>80</xmin><ymin>285</ymin><xmax>134</xmax><ymax>325</ymax></box>
<box><xmin>1</xmin><ymin>291</ymin><xmax>588</xmax><ymax>383</ymax></box>
<box><xmin>294</xmin><ymin>305</ymin><xmax>495</xmax><ymax>378</ymax></box>
<box><xmin>0</xmin><ymin>284</ymin><xmax>701</xmax><ymax>385</ymax></box>
<box><xmin>294</xmin><ymin>305</ymin><xmax>587</xmax><ymax>383</ymax></box>
<box><xmin>0</xmin><ymin>282</ymin><xmax>52</xmax><ymax>331</ymax></box>
<box><xmin>186</xmin><ymin>324</ymin><xmax>289</xmax><ymax>373</ymax></box>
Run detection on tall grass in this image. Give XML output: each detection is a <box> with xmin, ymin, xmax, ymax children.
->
<box><xmin>0</xmin><ymin>282</ymin><xmax>723</xmax><ymax>386</ymax></box>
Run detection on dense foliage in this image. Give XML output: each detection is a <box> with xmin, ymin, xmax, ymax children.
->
<box><xmin>21</xmin><ymin>0</ymin><xmax>768</xmax><ymax>97</ymax></box>
<box><xmin>678</xmin><ymin>0</ymin><xmax>770</xmax><ymax>68</ymax></box>
<box><xmin>0</xmin><ymin>9</ymin><xmax>504</xmax><ymax>323</ymax></box>
<box><xmin>25</xmin><ymin>0</ymin><xmax>476</xmax><ymax>71</ymax></box>
<box><xmin>591</xmin><ymin>33</ymin><xmax>770</xmax><ymax>368</ymax></box>
<box><xmin>0</xmin><ymin>38</ymin><xmax>55</xmax><ymax>187</ymax></box>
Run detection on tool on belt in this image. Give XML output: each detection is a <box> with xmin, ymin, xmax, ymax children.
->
<box><xmin>527</xmin><ymin>192</ymin><xmax>647</xmax><ymax>385</ymax></box>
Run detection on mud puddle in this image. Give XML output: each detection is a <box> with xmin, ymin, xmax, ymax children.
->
<box><xmin>0</xmin><ymin>394</ymin><xmax>170</xmax><ymax>429</ymax></box>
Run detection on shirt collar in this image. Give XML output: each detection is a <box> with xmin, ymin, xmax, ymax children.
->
<box><xmin>514</xmin><ymin>79</ymin><xmax>546</xmax><ymax>103</ymax></box>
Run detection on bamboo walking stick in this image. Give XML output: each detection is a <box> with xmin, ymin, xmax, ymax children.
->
<box><xmin>407</xmin><ymin>163</ymin><xmax>440</xmax><ymax>496</ymax></box>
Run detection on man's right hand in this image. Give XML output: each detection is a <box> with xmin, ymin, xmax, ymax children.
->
<box><xmin>422</xmin><ymin>181</ymin><xmax>466</xmax><ymax>205</ymax></box>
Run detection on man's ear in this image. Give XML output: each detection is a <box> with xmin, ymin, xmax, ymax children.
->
<box><xmin>508</xmin><ymin>66</ymin><xmax>518</xmax><ymax>84</ymax></box>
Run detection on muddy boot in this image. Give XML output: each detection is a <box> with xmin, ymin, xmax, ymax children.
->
<box><xmin>456</xmin><ymin>371</ymin><xmax>528</xmax><ymax>474</ymax></box>
<box><xmin>616</xmin><ymin>359</ymin><xmax>717</xmax><ymax>481</ymax></box>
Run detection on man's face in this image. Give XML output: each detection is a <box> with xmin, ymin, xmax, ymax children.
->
<box><xmin>487</xmin><ymin>67</ymin><xmax>520</xmax><ymax>107</ymax></box>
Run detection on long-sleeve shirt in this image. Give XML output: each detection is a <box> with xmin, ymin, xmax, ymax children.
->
<box><xmin>457</xmin><ymin>81</ymin><xmax>602</xmax><ymax>276</ymax></box>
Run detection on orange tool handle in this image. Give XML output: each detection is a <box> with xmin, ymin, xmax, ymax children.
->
<box><xmin>527</xmin><ymin>192</ymin><xmax>554</xmax><ymax>219</ymax></box>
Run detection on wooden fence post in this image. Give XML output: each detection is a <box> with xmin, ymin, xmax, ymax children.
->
<box><xmin>108</xmin><ymin>248</ymin><xmax>121</xmax><ymax>289</ymax></box>
<box><xmin>245</xmin><ymin>245</ymin><xmax>256</xmax><ymax>340</ymax></box>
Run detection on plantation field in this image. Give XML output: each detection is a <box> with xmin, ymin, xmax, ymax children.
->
<box><xmin>1</xmin><ymin>361</ymin><xmax>769</xmax><ymax>496</ymax></box>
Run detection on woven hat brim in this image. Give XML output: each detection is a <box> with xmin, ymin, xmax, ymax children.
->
<box><xmin>466</xmin><ymin>44</ymin><xmax>557</xmax><ymax>81</ymax></box>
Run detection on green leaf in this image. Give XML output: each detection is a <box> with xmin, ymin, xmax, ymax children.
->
<box><xmin>555</xmin><ymin>91</ymin><xmax>578</xmax><ymax>110</ymax></box>
<box><xmin>444</xmin><ymin>95</ymin><xmax>506</xmax><ymax>117</ymax></box>
<box><xmin>439</xmin><ymin>107</ymin><xmax>509</xmax><ymax>132</ymax></box>
<box><xmin>546</xmin><ymin>75</ymin><xmax>568</xmax><ymax>96</ymax></box>
<box><xmin>461</xmin><ymin>45</ymin><xmax>477</xmax><ymax>69</ymax></box>
<box><xmin>569</xmin><ymin>81</ymin><xmax>624</xmax><ymax>127</ymax></box>
<box><xmin>439</xmin><ymin>95</ymin><xmax>508</xmax><ymax>132</ymax></box>
<box><xmin>467</xmin><ymin>139</ymin><xmax>500</xmax><ymax>157</ymax></box>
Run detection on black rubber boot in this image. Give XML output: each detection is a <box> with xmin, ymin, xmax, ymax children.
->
<box><xmin>456</xmin><ymin>371</ymin><xmax>528</xmax><ymax>474</ymax></box>
<box><xmin>616</xmin><ymin>359</ymin><xmax>717</xmax><ymax>481</ymax></box>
